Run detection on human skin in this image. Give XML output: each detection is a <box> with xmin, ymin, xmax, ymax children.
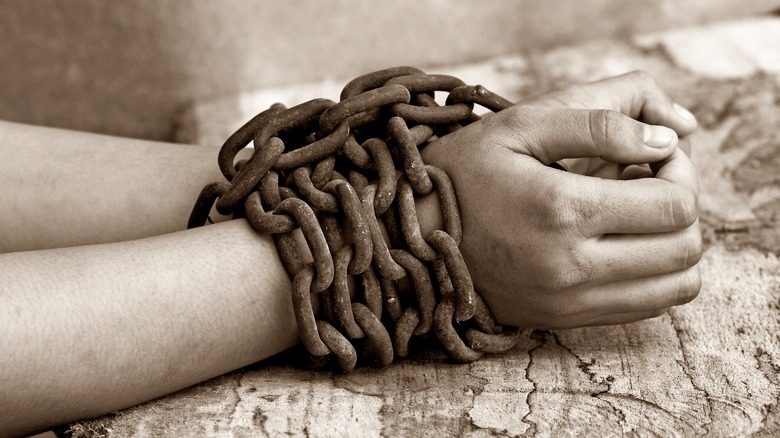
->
<box><xmin>0</xmin><ymin>72</ymin><xmax>700</xmax><ymax>436</ymax></box>
<box><xmin>0</xmin><ymin>125</ymin><xmax>299</xmax><ymax>436</ymax></box>
<box><xmin>419</xmin><ymin>71</ymin><xmax>702</xmax><ymax>328</ymax></box>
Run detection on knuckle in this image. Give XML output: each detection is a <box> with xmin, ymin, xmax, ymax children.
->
<box><xmin>493</xmin><ymin>105</ymin><xmax>529</xmax><ymax>130</ymax></box>
<box><xmin>665</xmin><ymin>186</ymin><xmax>698</xmax><ymax>228</ymax></box>
<box><xmin>587</xmin><ymin>109</ymin><xmax>610</xmax><ymax>154</ymax></box>
<box><xmin>588</xmin><ymin>109</ymin><xmax>625</xmax><ymax>156</ymax></box>
<box><xmin>676</xmin><ymin>267</ymin><xmax>702</xmax><ymax>305</ymax></box>
<box><xmin>626</xmin><ymin>70</ymin><xmax>659</xmax><ymax>88</ymax></box>
<box><xmin>486</xmin><ymin>105</ymin><xmax>538</xmax><ymax>149</ymax></box>
<box><xmin>565</xmin><ymin>254</ymin><xmax>593</xmax><ymax>289</ymax></box>
<box><xmin>540</xmin><ymin>249</ymin><xmax>592</xmax><ymax>292</ymax></box>
<box><xmin>672</xmin><ymin>224</ymin><xmax>704</xmax><ymax>270</ymax></box>
<box><xmin>571</xmin><ymin>185</ymin><xmax>607</xmax><ymax>237</ymax></box>
<box><xmin>534</xmin><ymin>184</ymin><xmax>570</xmax><ymax>226</ymax></box>
<box><xmin>686</xmin><ymin>225</ymin><xmax>704</xmax><ymax>266</ymax></box>
<box><xmin>538</xmin><ymin>183</ymin><xmax>577</xmax><ymax>231</ymax></box>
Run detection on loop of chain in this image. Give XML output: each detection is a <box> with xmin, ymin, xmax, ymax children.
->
<box><xmin>189</xmin><ymin>66</ymin><xmax>520</xmax><ymax>371</ymax></box>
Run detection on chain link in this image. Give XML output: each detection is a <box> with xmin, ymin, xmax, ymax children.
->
<box><xmin>189</xmin><ymin>66</ymin><xmax>520</xmax><ymax>371</ymax></box>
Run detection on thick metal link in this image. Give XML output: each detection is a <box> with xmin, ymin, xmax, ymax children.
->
<box><xmin>274</xmin><ymin>198</ymin><xmax>333</xmax><ymax>293</ymax></box>
<box><xmin>393</xmin><ymin>307</ymin><xmax>420</xmax><ymax>358</ymax></box>
<box><xmin>361</xmin><ymin>266</ymin><xmax>383</xmax><ymax>319</ymax></box>
<box><xmin>426</xmin><ymin>230</ymin><xmax>475</xmax><ymax>323</ymax></box>
<box><xmin>311</xmin><ymin>156</ymin><xmax>336</xmax><ymax>189</ymax></box>
<box><xmin>352</xmin><ymin>303</ymin><xmax>394</xmax><ymax>368</ymax></box>
<box><xmin>385</xmin><ymin>73</ymin><xmax>466</xmax><ymax>93</ymax></box>
<box><xmin>332</xmin><ymin>246</ymin><xmax>365</xmax><ymax>339</ymax></box>
<box><xmin>414</xmin><ymin>93</ymin><xmax>465</xmax><ymax>135</ymax></box>
<box><xmin>244</xmin><ymin>191</ymin><xmax>296</xmax><ymax>234</ymax></box>
<box><xmin>189</xmin><ymin>68</ymin><xmax>523</xmax><ymax>369</ymax></box>
<box><xmin>260</xmin><ymin>171</ymin><xmax>283</xmax><ymax>209</ymax></box>
<box><xmin>218</xmin><ymin>103</ymin><xmax>286</xmax><ymax>180</ymax></box>
<box><xmin>187</xmin><ymin>181</ymin><xmax>230</xmax><ymax>229</ymax></box>
<box><xmin>274</xmin><ymin>120</ymin><xmax>349</xmax><ymax>171</ymax></box>
<box><xmin>340</xmin><ymin>66</ymin><xmax>425</xmax><ymax>100</ymax></box>
<box><xmin>349</xmin><ymin>170</ymin><xmax>369</xmax><ymax>193</ymax></box>
<box><xmin>292</xmin><ymin>264</ymin><xmax>331</xmax><ymax>356</ymax></box>
<box><xmin>380</xmin><ymin>276</ymin><xmax>403</xmax><ymax>322</ymax></box>
<box><xmin>292</xmin><ymin>167</ymin><xmax>339</xmax><ymax>213</ymax></box>
<box><xmin>319</xmin><ymin>287</ymin><xmax>339</xmax><ymax>327</ymax></box>
<box><xmin>409</xmin><ymin>124</ymin><xmax>436</xmax><ymax>145</ymax></box>
<box><xmin>216</xmin><ymin>137</ymin><xmax>285</xmax><ymax>214</ymax></box>
<box><xmin>472</xmin><ymin>292</ymin><xmax>497</xmax><ymax>334</ymax></box>
<box><xmin>325</xmin><ymin>180</ymin><xmax>373</xmax><ymax>275</ymax></box>
<box><xmin>343</xmin><ymin>134</ymin><xmax>374</xmax><ymax>170</ymax></box>
<box><xmin>391</xmin><ymin>99</ymin><xmax>472</xmax><ymax>125</ymax></box>
<box><xmin>319</xmin><ymin>214</ymin><xmax>344</xmax><ymax>255</ymax></box>
<box><xmin>365</xmin><ymin>138</ymin><xmax>397</xmax><ymax>215</ymax></box>
<box><xmin>464</xmin><ymin>327</ymin><xmax>520</xmax><ymax>354</ymax></box>
<box><xmin>381</xmin><ymin>202</ymin><xmax>405</xmax><ymax>250</ymax></box>
<box><xmin>434</xmin><ymin>296</ymin><xmax>484</xmax><ymax>363</ymax></box>
<box><xmin>250</xmin><ymin>98</ymin><xmax>336</xmax><ymax>172</ymax></box>
<box><xmin>446</xmin><ymin>84</ymin><xmax>513</xmax><ymax>113</ymax></box>
<box><xmin>387</xmin><ymin>74</ymin><xmax>474</xmax><ymax>126</ymax></box>
<box><xmin>425</xmin><ymin>165</ymin><xmax>462</xmax><ymax>245</ymax></box>
<box><xmin>316</xmin><ymin>320</ymin><xmax>357</xmax><ymax>371</ymax></box>
<box><xmin>397</xmin><ymin>177</ymin><xmax>438</xmax><ymax>261</ymax></box>
<box><xmin>319</xmin><ymin>84</ymin><xmax>411</xmax><ymax>134</ymax></box>
<box><xmin>389</xmin><ymin>249</ymin><xmax>435</xmax><ymax>336</ymax></box>
<box><xmin>274</xmin><ymin>232</ymin><xmax>304</xmax><ymax>279</ymax></box>
<box><xmin>432</xmin><ymin>258</ymin><xmax>455</xmax><ymax>297</ymax></box>
<box><xmin>387</xmin><ymin>116</ymin><xmax>433</xmax><ymax>195</ymax></box>
<box><xmin>359</xmin><ymin>185</ymin><xmax>405</xmax><ymax>280</ymax></box>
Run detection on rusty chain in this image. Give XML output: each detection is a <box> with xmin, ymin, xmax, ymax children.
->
<box><xmin>189</xmin><ymin>66</ymin><xmax>520</xmax><ymax>371</ymax></box>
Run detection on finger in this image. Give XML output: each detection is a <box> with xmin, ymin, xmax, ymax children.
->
<box><xmin>620</xmin><ymin>164</ymin><xmax>653</xmax><ymax>180</ymax></box>
<box><xmin>579</xmin><ymin>307</ymin><xmax>669</xmax><ymax>328</ymax></box>
<box><xmin>651</xmin><ymin>146</ymin><xmax>700</xmax><ymax>197</ymax></box>
<box><xmin>577</xmin><ymin>148</ymin><xmax>699</xmax><ymax>235</ymax></box>
<box><xmin>584</xmin><ymin>220</ymin><xmax>703</xmax><ymax>284</ymax></box>
<box><xmin>522</xmin><ymin>70</ymin><xmax>698</xmax><ymax>136</ymax></box>
<box><xmin>499</xmin><ymin>106</ymin><xmax>678</xmax><ymax>165</ymax></box>
<box><xmin>575</xmin><ymin>264</ymin><xmax>701</xmax><ymax>316</ymax></box>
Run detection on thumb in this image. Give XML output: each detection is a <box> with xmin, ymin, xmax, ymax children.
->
<box><xmin>499</xmin><ymin>106</ymin><xmax>679</xmax><ymax>165</ymax></box>
<box><xmin>520</xmin><ymin>71</ymin><xmax>698</xmax><ymax>137</ymax></box>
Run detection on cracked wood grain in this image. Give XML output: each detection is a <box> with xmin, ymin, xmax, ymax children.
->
<box><xmin>669</xmin><ymin>246</ymin><xmax>780</xmax><ymax>436</ymax></box>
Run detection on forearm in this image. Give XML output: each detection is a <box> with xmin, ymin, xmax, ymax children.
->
<box><xmin>0</xmin><ymin>220</ymin><xmax>298</xmax><ymax>436</ymax></box>
<box><xmin>0</xmin><ymin>120</ymin><xmax>228</xmax><ymax>252</ymax></box>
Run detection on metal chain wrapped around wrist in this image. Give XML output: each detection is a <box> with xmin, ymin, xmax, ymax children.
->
<box><xmin>189</xmin><ymin>66</ymin><xmax>519</xmax><ymax>371</ymax></box>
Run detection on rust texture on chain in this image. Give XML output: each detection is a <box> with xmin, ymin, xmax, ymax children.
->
<box><xmin>189</xmin><ymin>67</ymin><xmax>520</xmax><ymax>371</ymax></box>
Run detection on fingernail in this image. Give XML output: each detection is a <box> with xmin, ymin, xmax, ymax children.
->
<box><xmin>644</xmin><ymin>125</ymin><xmax>677</xmax><ymax>148</ymax></box>
<box><xmin>673</xmin><ymin>103</ymin><xmax>697</xmax><ymax>123</ymax></box>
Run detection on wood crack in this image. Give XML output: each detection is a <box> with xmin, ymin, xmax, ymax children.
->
<box><xmin>754</xmin><ymin>347</ymin><xmax>780</xmax><ymax>434</ymax></box>
<box><xmin>668</xmin><ymin>310</ymin><xmax>714</xmax><ymax>435</ymax></box>
<box><xmin>519</xmin><ymin>330</ymin><xmax>549</xmax><ymax>436</ymax></box>
<box><xmin>550</xmin><ymin>332</ymin><xmax>629</xmax><ymax>430</ymax></box>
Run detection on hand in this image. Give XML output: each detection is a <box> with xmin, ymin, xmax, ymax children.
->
<box><xmin>419</xmin><ymin>72</ymin><xmax>702</xmax><ymax>329</ymax></box>
<box><xmin>520</xmin><ymin>70</ymin><xmax>698</xmax><ymax>178</ymax></box>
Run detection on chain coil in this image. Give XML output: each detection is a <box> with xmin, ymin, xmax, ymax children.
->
<box><xmin>189</xmin><ymin>67</ymin><xmax>520</xmax><ymax>371</ymax></box>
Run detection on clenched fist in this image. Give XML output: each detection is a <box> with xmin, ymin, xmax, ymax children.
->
<box><xmin>419</xmin><ymin>71</ymin><xmax>702</xmax><ymax>329</ymax></box>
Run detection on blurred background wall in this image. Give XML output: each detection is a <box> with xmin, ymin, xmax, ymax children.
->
<box><xmin>1</xmin><ymin>0</ymin><xmax>779</xmax><ymax>142</ymax></box>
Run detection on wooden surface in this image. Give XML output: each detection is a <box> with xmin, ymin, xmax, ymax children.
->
<box><xmin>65</xmin><ymin>16</ymin><xmax>780</xmax><ymax>437</ymax></box>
